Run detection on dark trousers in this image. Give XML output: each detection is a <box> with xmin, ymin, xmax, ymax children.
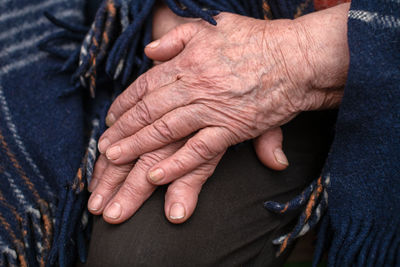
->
<box><xmin>78</xmin><ymin>111</ymin><xmax>335</xmax><ymax>267</ymax></box>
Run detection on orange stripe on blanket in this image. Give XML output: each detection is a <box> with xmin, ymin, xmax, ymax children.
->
<box><xmin>305</xmin><ymin>177</ymin><xmax>323</xmax><ymax>220</ymax></box>
<box><xmin>294</xmin><ymin>0</ymin><xmax>312</xmax><ymax>18</ymax></box>
<box><xmin>0</xmin><ymin>129</ymin><xmax>52</xmax><ymax>266</ymax></box>
<box><xmin>0</xmin><ymin>212</ymin><xmax>28</xmax><ymax>267</ymax></box>
<box><xmin>262</xmin><ymin>0</ymin><xmax>273</xmax><ymax>20</ymax></box>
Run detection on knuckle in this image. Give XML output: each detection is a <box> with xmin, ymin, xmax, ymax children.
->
<box><xmin>114</xmin><ymin>118</ymin><xmax>131</xmax><ymax>138</ymax></box>
<box><xmin>112</xmin><ymin>96</ymin><xmax>125</xmax><ymax>115</ymax></box>
<box><xmin>170</xmin><ymin>23</ymin><xmax>196</xmax><ymax>52</ymax></box>
<box><xmin>169</xmin><ymin>179</ymin><xmax>199</xmax><ymax>196</ymax></box>
<box><xmin>93</xmin><ymin>158</ymin><xmax>107</xmax><ymax>172</ymax></box>
<box><xmin>119</xmin><ymin>181</ymin><xmax>147</xmax><ymax>202</ymax></box>
<box><xmin>131</xmin><ymin>75</ymin><xmax>148</xmax><ymax>101</ymax></box>
<box><xmin>187</xmin><ymin>139</ymin><xmax>215</xmax><ymax>161</ymax></box>
<box><xmin>172</xmin><ymin>158</ymin><xmax>186</xmax><ymax>173</ymax></box>
<box><xmin>125</xmin><ymin>138</ymin><xmax>140</xmax><ymax>157</ymax></box>
<box><xmin>136</xmin><ymin>155</ymin><xmax>159</xmax><ymax>170</ymax></box>
<box><xmin>195</xmin><ymin>163</ymin><xmax>215</xmax><ymax>178</ymax></box>
<box><xmin>172</xmin><ymin>25</ymin><xmax>186</xmax><ymax>39</ymax></box>
<box><xmin>179</xmin><ymin>23</ymin><xmax>196</xmax><ymax>40</ymax></box>
<box><xmin>135</xmin><ymin>100</ymin><xmax>152</xmax><ymax>126</ymax></box>
<box><xmin>151</xmin><ymin>119</ymin><xmax>175</xmax><ymax>143</ymax></box>
<box><xmin>168</xmin><ymin>184</ymin><xmax>185</xmax><ymax>197</ymax></box>
<box><xmin>99</xmin><ymin>175</ymin><xmax>118</xmax><ymax>191</ymax></box>
<box><xmin>110</xmin><ymin>164</ymin><xmax>131</xmax><ymax>176</ymax></box>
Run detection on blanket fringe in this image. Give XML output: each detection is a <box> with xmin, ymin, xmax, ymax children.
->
<box><xmin>312</xmin><ymin>213</ymin><xmax>400</xmax><ymax>266</ymax></box>
<box><xmin>265</xmin><ymin>175</ymin><xmax>329</xmax><ymax>256</ymax></box>
<box><xmin>0</xmin><ymin>187</ymin><xmax>54</xmax><ymax>267</ymax></box>
<box><xmin>47</xmin><ymin>118</ymin><xmax>102</xmax><ymax>267</ymax></box>
<box><xmin>266</xmin><ymin>174</ymin><xmax>400</xmax><ymax>266</ymax></box>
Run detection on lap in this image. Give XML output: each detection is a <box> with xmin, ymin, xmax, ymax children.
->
<box><xmin>78</xmin><ymin>111</ymin><xmax>335</xmax><ymax>267</ymax></box>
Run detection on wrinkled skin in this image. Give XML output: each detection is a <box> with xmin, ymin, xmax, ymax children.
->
<box><xmin>88</xmin><ymin>6</ymin><xmax>226</xmax><ymax>224</ymax></box>
<box><xmin>89</xmin><ymin>3</ymin><xmax>350</xmax><ymax>224</ymax></box>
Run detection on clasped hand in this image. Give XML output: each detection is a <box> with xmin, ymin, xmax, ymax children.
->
<box><xmin>87</xmin><ymin>5</ymin><xmax>349</xmax><ymax>224</ymax></box>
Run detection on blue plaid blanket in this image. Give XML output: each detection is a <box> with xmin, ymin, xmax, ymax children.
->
<box><xmin>0</xmin><ymin>0</ymin><xmax>398</xmax><ymax>266</ymax></box>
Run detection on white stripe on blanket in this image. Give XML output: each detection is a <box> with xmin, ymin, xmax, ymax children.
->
<box><xmin>3</xmin><ymin>171</ymin><xmax>44</xmax><ymax>253</ymax></box>
<box><xmin>0</xmin><ymin>9</ymin><xmax>82</xmax><ymax>42</ymax></box>
<box><xmin>0</xmin><ymin>30</ymin><xmax>61</xmax><ymax>59</ymax></box>
<box><xmin>349</xmin><ymin>10</ymin><xmax>400</xmax><ymax>28</ymax></box>
<box><xmin>0</xmin><ymin>0</ymin><xmax>66</xmax><ymax>23</ymax></box>
<box><xmin>0</xmin><ymin>53</ymin><xmax>47</xmax><ymax>76</ymax></box>
<box><xmin>0</xmin><ymin>236</ymin><xmax>17</xmax><ymax>260</ymax></box>
<box><xmin>0</xmin><ymin>85</ymin><xmax>54</xmax><ymax>202</ymax></box>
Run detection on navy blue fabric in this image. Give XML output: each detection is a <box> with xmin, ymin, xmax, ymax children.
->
<box><xmin>313</xmin><ymin>1</ymin><xmax>400</xmax><ymax>266</ymax></box>
<box><xmin>0</xmin><ymin>3</ymin><xmax>84</xmax><ymax>199</ymax></box>
<box><xmin>268</xmin><ymin>0</ymin><xmax>314</xmax><ymax>18</ymax></box>
<box><xmin>0</xmin><ymin>1</ymin><xmax>110</xmax><ymax>266</ymax></box>
<box><xmin>0</xmin><ymin>0</ymin><xmax>399</xmax><ymax>266</ymax></box>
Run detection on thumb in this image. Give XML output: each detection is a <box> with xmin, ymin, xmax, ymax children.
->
<box><xmin>253</xmin><ymin>127</ymin><xmax>289</xmax><ymax>171</ymax></box>
<box><xmin>145</xmin><ymin>22</ymin><xmax>200</xmax><ymax>62</ymax></box>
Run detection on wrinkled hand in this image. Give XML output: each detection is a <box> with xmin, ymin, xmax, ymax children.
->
<box><xmin>88</xmin><ymin>6</ymin><xmax>292</xmax><ymax>224</ymax></box>
<box><xmin>88</xmin><ymin>141</ymin><xmax>223</xmax><ymax>224</ymax></box>
<box><xmin>90</xmin><ymin>4</ymin><xmax>349</xmax><ymax>224</ymax></box>
<box><xmin>150</xmin><ymin>4</ymin><xmax>289</xmax><ymax>169</ymax></box>
<box><xmin>98</xmin><ymin>6</ymin><xmax>348</xmax><ymax>175</ymax></box>
<box><xmin>150</xmin><ymin>3</ymin><xmax>289</xmax><ymax>169</ymax></box>
<box><xmin>88</xmin><ymin>131</ymin><xmax>282</xmax><ymax>224</ymax></box>
<box><xmin>88</xmin><ymin>6</ymin><xmax>223</xmax><ymax>224</ymax></box>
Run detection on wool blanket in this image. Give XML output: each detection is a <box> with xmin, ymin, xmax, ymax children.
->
<box><xmin>0</xmin><ymin>1</ymin><xmax>107</xmax><ymax>266</ymax></box>
<box><xmin>0</xmin><ymin>0</ymin><xmax>398</xmax><ymax>266</ymax></box>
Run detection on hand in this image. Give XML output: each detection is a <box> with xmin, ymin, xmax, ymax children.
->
<box><xmin>88</xmin><ymin>5</ymin><xmax>291</xmax><ymax>224</ymax></box>
<box><xmin>151</xmin><ymin>4</ymin><xmax>290</xmax><ymax>169</ymax></box>
<box><xmin>87</xmin><ymin>5</ymin><xmax>224</xmax><ymax>224</ymax></box>
<box><xmin>88</xmin><ymin>129</ymin><xmax>284</xmax><ymax>225</ymax></box>
<box><xmin>91</xmin><ymin>4</ymin><xmax>349</xmax><ymax>224</ymax></box>
<box><xmin>88</xmin><ymin>142</ymin><xmax>224</xmax><ymax>224</ymax></box>
<box><xmin>151</xmin><ymin>3</ymin><xmax>290</xmax><ymax>169</ymax></box>
<box><xmin>97</xmin><ymin>4</ymin><xmax>349</xmax><ymax>188</ymax></box>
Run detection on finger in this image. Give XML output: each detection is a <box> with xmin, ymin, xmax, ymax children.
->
<box><xmin>152</xmin><ymin>3</ymin><xmax>198</xmax><ymax>41</ymax></box>
<box><xmin>88</xmin><ymin>154</ymin><xmax>108</xmax><ymax>192</ymax></box>
<box><xmin>88</xmin><ymin>162</ymin><xmax>133</xmax><ymax>215</ymax></box>
<box><xmin>164</xmin><ymin>153</ymin><xmax>223</xmax><ymax>224</ymax></box>
<box><xmin>253</xmin><ymin>127</ymin><xmax>289</xmax><ymax>171</ymax></box>
<box><xmin>147</xmin><ymin>127</ymin><xmax>232</xmax><ymax>185</ymax></box>
<box><xmin>98</xmin><ymin>81</ymin><xmax>192</xmax><ymax>153</ymax></box>
<box><xmin>102</xmin><ymin>161</ymin><xmax>156</xmax><ymax>224</ymax></box>
<box><xmin>145</xmin><ymin>22</ymin><xmax>201</xmax><ymax>62</ymax></box>
<box><xmin>105</xmin><ymin>63</ymin><xmax>178</xmax><ymax>127</ymax></box>
<box><xmin>104</xmin><ymin>105</ymin><xmax>207</xmax><ymax>165</ymax></box>
<box><xmin>102</xmin><ymin>141</ymin><xmax>184</xmax><ymax>224</ymax></box>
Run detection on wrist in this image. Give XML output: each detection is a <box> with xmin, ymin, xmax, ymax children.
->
<box><xmin>293</xmin><ymin>3</ymin><xmax>350</xmax><ymax>110</ymax></box>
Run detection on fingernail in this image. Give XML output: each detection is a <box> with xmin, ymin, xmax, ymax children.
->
<box><xmin>88</xmin><ymin>179</ymin><xmax>98</xmax><ymax>192</ymax></box>
<box><xmin>169</xmin><ymin>203</ymin><xmax>185</xmax><ymax>220</ymax></box>
<box><xmin>105</xmin><ymin>113</ymin><xmax>116</xmax><ymax>127</ymax></box>
<box><xmin>105</xmin><ymin>202</ymin><xmax>122</xmax><ymax>219</ymax></box>
<box><xmin>146</xmin><ymin>40</ymin><xmax>160</xmax><ymax>49</ymax></box>
<box><xmin>274</xmin><ymin>148</ymin><xmax>289</xmax><ymax>166</ymax></box>
<box><xmin>89</xmin><ymin>194</ymin><xmax>103</xmax><ymax>211</ymax></box>
<box><xmin>106</xmin><ymin>146</ymin><xmax>121</xmax><ymax>160</ymax></box>
<box><xmin>98</xmin><ymin>138</ymin><xmax>110</xmax><ymax>154</ymax></box>
<box><xmin>148</xmin><ymin>168</ymin><xmax>164</xmax><ymax>183</ymax></box>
